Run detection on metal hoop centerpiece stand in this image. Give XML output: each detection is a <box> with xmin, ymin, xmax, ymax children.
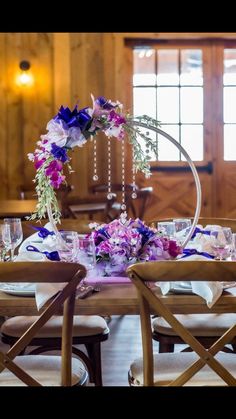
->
<box><xmin>131</xmin><ymin>122</ymin><xmax>202</xmax><ymax>248</ymax></box>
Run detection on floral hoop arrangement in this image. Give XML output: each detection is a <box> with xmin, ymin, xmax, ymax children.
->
<box><xmin>28</xmin><ymin>95</ymin><xmax>159</xmax><ymax>224</ymax></box>
<box><xmin>28</xmin><ymin>94</ymin><xmax>201</xmax><ymax>249</ymax></box>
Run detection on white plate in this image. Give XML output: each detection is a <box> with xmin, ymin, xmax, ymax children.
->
<box><xmin>0</xmin><ymin>284</ymin><xmax>35</xmax><ymax>297</ymax></box>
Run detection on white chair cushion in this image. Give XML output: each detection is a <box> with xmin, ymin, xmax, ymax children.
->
<box><xmin>153</xmin><ymin>313</ymin><xmax>236</xmax><ymax>336</ymax></box>
<box><xmin>0</xmin><ymin>355</ymin><xmax>87</xmax><ymax>386</ymax></box>
<box><xmin>130</xmin><ymin>352</ymin><xmax>236</xmax><ymax>386</ymax></box>
<box><xmin>1</xmin><ymin>315</ymin><xmax>109</xmax><ymax>338</ymax></box>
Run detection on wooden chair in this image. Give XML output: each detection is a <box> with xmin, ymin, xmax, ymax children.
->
<box><xmin>60</xmin><ymin>184</ymin><xmax>116</xmax><ymax>222</ymax></box>
<box><xmin>91</xmin><ymin>183</ymin><xmax>153</xmax><ymax>220</ymax></box>
<box><xmin>0</xmin><ymin>261</ymin><xmax>88</xmax><ymax>386</ymax></box>
<box><xmin>149</xmin><ymin>218</ymin><xmax>236</xmax><ymax>354</ymax></box>
<box><xmin>127</xmin><ymin>260</ymin><xmax>236</xmax><ymax>386</ymax></box>
<box><xmin>1</xmin><ymin>220</ymin><xmax>109</xmax><ymax>386</ymax></box>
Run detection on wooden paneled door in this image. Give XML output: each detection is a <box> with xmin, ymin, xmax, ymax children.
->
<box><xmin>124</xmin><ymin>39</ymin><xmax>236</xmax><ymax>221</ymax></box>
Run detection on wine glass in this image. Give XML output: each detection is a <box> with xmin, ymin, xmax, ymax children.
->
<box><xmin>0</xmin><ymin>224</ymin><xmax>11</xmax><ymax>261</ymax></box>
<box><xmin>210</xmin><ymin>227</ymin><xmax>232</xmax><ymax>260</ymax></box>
<box><xmin>57</xmin><ymin>231</ymin><xmax>78</xmax><ymax>262</ymax></box>
<box><xmin>3</xmin><ymin>218</ymin><xmax>23</xmax><ymax>261</ymax></box>
<box><xmin>173</xmin><ymin>218</ymin><xmax>192</xmax><ymax>245</ymax></box>
<box><xmin>75</xmin><ymin>237</ymin><xmax>96</xmax><ymax>270</ymax></box>
<box><xmin>157</xmin><ymin>222</ymin><xmax>176</xmax><ymax>238</ymax></box>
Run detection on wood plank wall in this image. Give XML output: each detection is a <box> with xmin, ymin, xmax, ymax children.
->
<box><xmin>1</xmin><ymin>33</ymin><xmax>236</xmax><ymax>201</ymax></box>
<box><xmin>0</xmin><ymin>32</ymin><xmax>125</xmax><ymax>200</ymax></box>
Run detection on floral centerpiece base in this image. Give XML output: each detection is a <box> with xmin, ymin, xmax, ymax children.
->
<box><xmin>88</xmin><ymin>213</ymin><xmax>182</xmax><ymax>276</ymax></box>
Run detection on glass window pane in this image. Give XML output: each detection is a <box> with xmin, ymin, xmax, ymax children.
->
<box><xmin>180</xmin><ymin>50</ymin><xmax>203</xmax><ymax>85</ymax></box>
<box><xmin>224</xmin><ymin>124</ymin><xmax>236</xmax><ymax>160</ymax></box>
<box><xmin>158</xmin><ymin>125</ymin><xmax>180</xmax><ymax>161</ymax></box>
<box><xmin>181</xmin><ymin>125</ymin><xmax>203</xmax><ymax>161</ymax></box>
<box><xmin>157</xmin><ymin>50</ymin><xmax>179</xmax><ymax>85</ymax></box>
<box><xmin>224</xmin><ymin>49</ymin><xmax>236</xmax><ymax>85</ymax></box>
<box><xmin>181</xmin><ymin>87</ymin><xmax>203</xmax><ymax>123</ymax></box>
<box><xmin>224</xmin><ymin>87</ymin><xmax>236</xmax><ymax>122</ymax></box>
<box><xmin>133</xmin><ymin>49</ymin><xmax>156</xmax><ymax>86</ymax></box>
<box><xmin>133</xmin><ymin>87</ymin><xmax>156</xmax><ymax>118</ymax></box>
<box><xmin>157</xmin><ymin>87</ymin><xmax>179</xmax><ymax>123</ymax></box>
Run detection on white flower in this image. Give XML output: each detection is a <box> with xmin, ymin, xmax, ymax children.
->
<box><xmin>104</xmin><ymin>125</ymin><xmax>123</xmax><ymax>138</ymax></box>
<box><xmin>66</xmin><ymin>127</ymin><xmax>87</xmax><ymax>148</ymax></box>
<box><xmin>41</xmin><ymin>119</ymin><xmax>68</xmax><ymax>149</ymax></box>
<box><xmin>27</xmin><ymin>153</ymin><xmax>35</xmax><ymax>161</ymax></box>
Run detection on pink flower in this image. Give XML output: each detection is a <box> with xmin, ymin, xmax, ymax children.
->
<box><xmin>50</xmin><ymin>172</ymin><xmax>65</xmax><ymax>189</ymax></box>
<box><xmin>45</xmin><ymin>159</ymin><xmax>63</xmax><ymax>176</ymax></box>
<box><xmin>34</xmin><ymin>156</ymin><xmax>46</xmax><ymax>170</ymax></box>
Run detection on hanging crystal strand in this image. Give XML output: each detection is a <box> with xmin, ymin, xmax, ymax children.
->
<box><xmin>107</xmin><ymin>138</ymin><xmax>113</xmax><ymax>200</ymax></box>
<box><xmin>92</xmin><ymin>136</ymin><xmax>98</xmax><ymax>181</ymax></box>
<box><xmin>131</xmin><ymin>146</ymin><xmax>137</xmax><ymax>199</ymax></box>
<box><xmin>121</xmin><ymin>137</ymin><xmax>126</xmax><ymax>211</ymax></box>
<box><xmin>145</xmin><ymin>130</ymin><xmax>151</xmax><ymax>179</ymax></box>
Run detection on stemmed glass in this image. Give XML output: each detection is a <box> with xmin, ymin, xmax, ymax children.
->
<box><xmin>0</xmin><ymin>224</ymin><xmax>11</xmax><ymax>261</ymax></box>
<box><xmin>3</xmin><ymin>218</ymin><xmax>23</xmax><ymax>261</ymax></box>
<box><xmin>57</xmin><ymin>231</ymin><xmax>78</xmax><ymax>262</ymax></box>
<box><xmin>75</xmin><ymin>237</ymin><xmax>96</xmax><ymax>271</ymax></box>
<box><xmin>157</xmin><ymin>222</ymin><xmax>176</xmax><ymax>238</ymax></box>
<box><xmin>210</xmin><ymin>227</ymin><xmax>233</xmax><ymax>260</ymax></box>
<box><xmin>173</xmin><ymin>218</ymin><xmax>192</xmax><ymax>246</ymax></box>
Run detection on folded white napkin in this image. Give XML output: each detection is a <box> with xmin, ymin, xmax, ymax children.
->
<box><xmin>14</xmin><ymin>222</ymin><xmax>63</xmax><ymax>310</ymax></box>
<box><xmin>35</xmin><ymin>282</ymin><xmax>66</xmax><ymax>310</ymax></box>
<box><xmin>185</xmin><ymin>224</ymin><xmax>223</xmax><ymax>255</ymax></box>
<box><xmin>157</xmin><ymin>255</ymin><xmax>223</xmax><ymax>308</ymax></box>
<box><xmin>18</xmin><ymin>222</ymin><xmax>57</xmax><ymax>255</ymax></box>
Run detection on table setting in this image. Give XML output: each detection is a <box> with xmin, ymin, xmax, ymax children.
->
<box><xmin>1</xmin><ymin>94</ymin><xmax>236</xmax><ymax>315</ymax></box>
<box><xmin>1</xmin><ymin>215</ymin><xmax>236</xmax><ymax>312</ymax></box>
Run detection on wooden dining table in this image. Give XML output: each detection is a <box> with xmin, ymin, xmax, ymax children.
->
<box><xmin>0</xmin><ymin>283</ymin><xmax>236</xmax><ymax>317</ymax></box>
<box><xmin>0</xmin><ymin>200</ymin><xmax>38</xmax><ymax>219</ymax></box>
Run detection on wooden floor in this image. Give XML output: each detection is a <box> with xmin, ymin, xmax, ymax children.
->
<box><xmin>101</xmin><ymin>315</ymin><xmax>143</xmax><ymax>386</ymax></box>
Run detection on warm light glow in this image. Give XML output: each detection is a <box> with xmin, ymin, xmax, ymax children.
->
<box><xmin>16</xmin><ymin>71</ymin><xmax>34</xmax><ymax>87</ymax></box>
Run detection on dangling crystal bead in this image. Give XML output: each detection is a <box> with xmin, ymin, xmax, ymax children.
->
<box><xmin>131</xmin><ymin>192</ymin><xmax>137</xmax><ymax>199</ymax></box>
<box><xmin>92</xmin><ymin>136</ymin><xmax>98</xmax><ymax>182</ymax></box>
<box><xmin>121</xmin><ymin>204</ymin><xmax>126</xmax><ymax>210</ymax></box>
<box><xmin>106</xmin><ymin>138</ymin><xmax>113</xmax><ymax>201</ymax></box>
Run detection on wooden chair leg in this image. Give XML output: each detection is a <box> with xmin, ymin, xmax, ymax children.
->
<box><xmin>158</xmin><ymin>342</ymin><xmax>175</xmax><ymax>353</ymax></box>
<box><xmin>85</xmin><ymin>342</ymin><xmax>103</xmax><ymax>386</ymax></box>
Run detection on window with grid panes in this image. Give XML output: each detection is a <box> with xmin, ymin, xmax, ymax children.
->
<box><xmin>133</xmin><ymin>47</ymin><xmax>203</xmax><ymax>162</ymax></box>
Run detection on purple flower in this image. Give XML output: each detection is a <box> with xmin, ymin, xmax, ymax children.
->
<box><xmin>77</xmin><ymin>109</ymin><xmax>92</xmax><ymax>131</ymax></box>
<box><xmin>51</xmin><ymin>143</ymin><xmax>69</xmax><ymax>162</ymax></box>
<box><xmin>89</xmin><ymin>217</ymin><xmax>182</xmax><ymax>275</ymax></box>
<box><xmin>108</xmin><ymin>110</ymin><xmax>126</xmax><ymax>126</ymax></box>
<box><xmin>34</xmin><ymin>156</ymin><xmax>46</xmax><ymax>170</ymax></box>
<box><xmin>95</xmin><ymin>96</ymin><xmax>117</xmax><ymax>110</ymax></box>
<box><xmin>55</xmin><ymin>105</ymin><xmax>80</xmax><ymax>128</ymax></box>
<box><xmin>49</xmin><ymin>171</ymin><xmax>65</xmax><ymax>189</ymax></box>
<box><xmin>45</xmin><ymin>160</ymin><xmax>63</xmax><ymax>176</ymax></box>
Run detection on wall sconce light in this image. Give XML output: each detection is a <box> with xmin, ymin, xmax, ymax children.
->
<box><xmin>16</xmin><ymin>60</ymin><xmax>34</xmax><ymax>87</ymax></box>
